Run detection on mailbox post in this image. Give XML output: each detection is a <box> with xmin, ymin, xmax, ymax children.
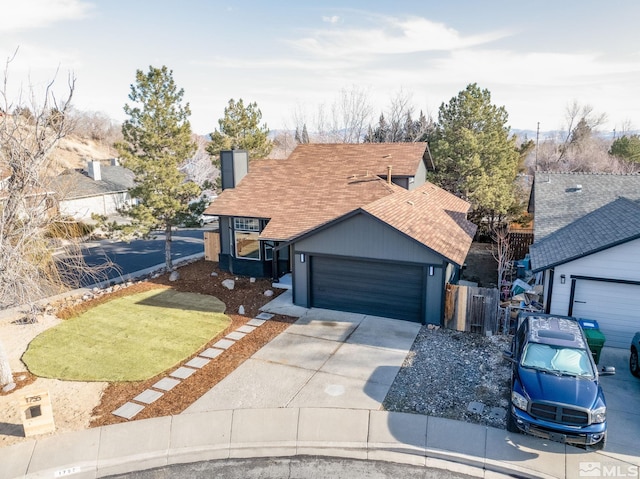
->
<box><xmin>20</xmin><ymin>390</ymin><xmax>55</xmax><ymax>437</ymax></box>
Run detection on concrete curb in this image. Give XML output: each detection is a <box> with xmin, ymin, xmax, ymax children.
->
<box><xmin>4</xmin><ymin>407</ymin><xmax>635</xmax><ymax>479</ymax></box>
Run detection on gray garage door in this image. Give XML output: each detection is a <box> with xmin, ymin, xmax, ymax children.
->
<box><xmin>310</xmin><ymin>256</ymin><xmax>424</xmax><ymax>322</ymax></box>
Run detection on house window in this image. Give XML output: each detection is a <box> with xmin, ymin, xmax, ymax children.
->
<box><xmin>234</xmin><ymin>218</ymin><xmax>260</xmax><ymax>232</ymax></box>
<box><xmin>234</xmin><ymin>217</ymin><xmax>260</xmax><ymax>260</ymax></box>
<box><xmin>264</xmin><ymin>241</ymin><xmax>274</xmax><ymax>261</ymax></box>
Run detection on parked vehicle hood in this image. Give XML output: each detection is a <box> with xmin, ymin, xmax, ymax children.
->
<box><xmin>517</xmin><ymin>367</ymin><xmax>601</xmax><ymax>409</ymax></box>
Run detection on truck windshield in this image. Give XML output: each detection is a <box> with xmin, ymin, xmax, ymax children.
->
<box><xmin>521</xmin><ymin>343</ymin><xmax>594</xmax><ymax>378</ymax></box>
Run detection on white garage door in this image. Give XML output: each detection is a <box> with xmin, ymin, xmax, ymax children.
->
<box><xmin>572</xmin><ymin>280</ymin><xmax>640</xmax><ymax>349</ymax></box>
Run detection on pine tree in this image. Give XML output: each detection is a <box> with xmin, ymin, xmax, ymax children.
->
<box><xmin>207</xmin><ymin>98</ymin><xmax>272</xmax><ymax>160</ymax></box>
<box><xmin>115</xmin><ymin>65</ymin><xmax>199</xmax><ymax>273</ymax></box>
<box><xmin>610</xmin><ymin>134</ymin><xmax>640</xmax><ymax>163</ymax></box>
<box><xmin>414</xmin><ymin>110</ymin><xmax>433</xmax><ymax>142</ymax></box>
<box><xmin>403</xmin><ymin>111</ymin><xmax>416</xmax><ymax>142</ymax></box>
<box><xmin>429</xmin><ymin>83</ymin><xmax>521</xmax><ymax>231</ymax></box>
<box><xmin>373</xmin><ymin>113</ymin><xmax>388</xmax><ymax>142</ymax></box>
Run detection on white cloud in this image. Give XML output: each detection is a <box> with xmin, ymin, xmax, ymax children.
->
<box><xmin>0</xmin><ymin>0</ymin><xmax>93</xmax><ymax>33</ymax></box>
<box><xmin>290</xmin><ymin>15</ymin><xmax>511</xmax><ymax>58</ymax></box>
<box><xmin>322</xmin><ymin>15</ymin><xmax>340</xmax><ymax>24</ymax></box>
<box><xmin>427</xmin><ymin>49</ymin><xmax>640</xmax><ymax>88</ymax></box>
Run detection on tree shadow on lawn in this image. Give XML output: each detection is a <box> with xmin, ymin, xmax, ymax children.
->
<box><xmin>134</xmin><ymin>289</ymin><xmax>225</xmax><ymax>313</ymax></box>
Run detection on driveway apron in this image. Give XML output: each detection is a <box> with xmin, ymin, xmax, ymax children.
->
<box><xmin>183</xmin><ymin>308</ymin><xmax>422</xmax><ymax>414</ymax></box>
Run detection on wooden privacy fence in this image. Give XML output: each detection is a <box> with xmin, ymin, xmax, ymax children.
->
<box><xmin>204</xmin><ymin>231</ymin><xmax>220</xmax><ymax>262</ymax></box>
<box><xmin>444</xmin><ymin>284</ymin><xmax>501</xmax><ymax>335</ymax></box>
<box><xmin>508</xmin><ymin>229</ymin><xmax>534</xmax><ymax>260</ymax></box>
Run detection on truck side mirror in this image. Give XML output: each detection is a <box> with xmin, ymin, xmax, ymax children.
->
<box><xmin>502</xmin><ymin>350</ymin><xmax>515</xmax><ymax>362</ymax></box>
<box><xmin>599</xmin><ymin>366</ymin><xmax>616</xmax><ymax>376</ymax></box>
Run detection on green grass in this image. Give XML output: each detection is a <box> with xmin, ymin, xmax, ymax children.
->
<box><xmin>22</xmin><ymin>289</ymin><xmax>229</xmax><ymax>381</ymax></box>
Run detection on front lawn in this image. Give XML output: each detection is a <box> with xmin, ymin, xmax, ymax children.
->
<box><xmin>22</xmin><ymin>288</ymin><xmax>229</xmax><ymax>381</ymax></box>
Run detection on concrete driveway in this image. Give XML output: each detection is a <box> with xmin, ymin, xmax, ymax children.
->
<box><xmin>184</xmin><ymin>307</ymin><xmax>421</xmax><ymax>413</ymax></box>
<box><xmin>598</xmin><ymin>346</ymin><xmax>640</xmax><ymax>456</ymax></box>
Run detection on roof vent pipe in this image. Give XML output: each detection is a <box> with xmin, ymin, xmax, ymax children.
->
<box><xmin>387</xmin><ymin>165</ymin><xmax>392</xmax><ymax>184</ymax></box>
<box><xmin>576</xmin><ymin>184</ymin><xmax>582</xmax><ymax>191</ymax></box>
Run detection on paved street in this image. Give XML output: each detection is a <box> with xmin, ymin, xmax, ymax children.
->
<box><xmin>72</xmin><ymin>228</ymin><xmax>208</xmax><ymax>286</ymax></box>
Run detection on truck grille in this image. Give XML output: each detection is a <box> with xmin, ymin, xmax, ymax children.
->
<box><xmin>530</xmin><ymin>402</ymin><xmax>590</xmax><ymax>425</ymax></box>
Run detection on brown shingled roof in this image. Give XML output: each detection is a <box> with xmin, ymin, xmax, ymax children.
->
<box><xmin>286</xmin><ymin>143</ymin><xmax>430</xmax><ymax>176</ymax></box>
<box><xmin>362</xmin><ymin>182</ymin><xmax>477</xmax><ymax>266</ymax></box>
<box><xmin>208</xmin><ymin>143</ymin><xmax>425</xmax><ymax>240</ymax></box>
<box><xmin>206</xmin><ymin>143</ymin><xmax>475</xmax><ymax>264</ymax></box>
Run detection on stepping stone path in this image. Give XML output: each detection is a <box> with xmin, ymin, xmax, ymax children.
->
<box><xmin>186</xmin><ymin>357</ymin><xmax>210</xmax><ymax>369</ymax></box>
<box><xmin>133</xmin><ymin>389</ymin><xmax>163</xmax><ymax>405</ymax></box>
<box><xmin>199</xmin><ymin>348</ymin><xmax>224</xmax><ymax>359</ymax></box>
<box><xmin>112</xmin><ymin>312</ymin><xmax>273</xmax><ymax>420</ymax></box>
<box><xmin>153</xmin><ymin>377</ymin><xmax>180</xmax><ymax>391</ymax></box>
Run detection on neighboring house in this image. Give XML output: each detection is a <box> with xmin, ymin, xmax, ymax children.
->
<box><xmin>528</xmin><ymin>172</ymin><xmax>640</xmax><ymax>348</ymax></box>
<box><xmin>205</xmin><ymin>144</ymin><xmax>477</xmax><ymax>325</ymax></box>
<box><xmin>48</xmin><ymin>159</ymin><xmax>135</xmax><ymax>221</ymax></box>
<box><xmin>0</xmin><ymin>166</ymin><xmax>56</xmax><ymax>219</ymax></box>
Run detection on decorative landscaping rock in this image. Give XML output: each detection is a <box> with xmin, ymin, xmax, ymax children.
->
<box><xmin>264</xmin><ymin>290</ymin><xmax>274</xmax><ymax>297</ymax></box>
<box><xmin>222</xmin><ymin>279</ymin><xmax>235</xmax><ymax>290</ymax></box>
<box><xmin>238</xmin><ymin>305</ymin><xmax>245</xmax><ymax>315</ymax></box>
<box><xmin>169</xmin><ymin>270</ymin><xmax>180</xmax><ymax>282</ymax></box>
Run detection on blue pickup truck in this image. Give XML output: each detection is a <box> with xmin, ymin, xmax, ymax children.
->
<box><xmin>503</xmin><ymin>313</ymin><xmax>615</xmax><ymax>450</ymax></box>
<box><xmin>631</xmin><ymin>332</ymin><xmax>640</xmax><ymax>377</ymax></box>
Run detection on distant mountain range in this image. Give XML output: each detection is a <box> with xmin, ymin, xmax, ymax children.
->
<box><xmin>511</xmin><ymin>128</ymin><xmax>640</xmax><ymax>141</ymax></box>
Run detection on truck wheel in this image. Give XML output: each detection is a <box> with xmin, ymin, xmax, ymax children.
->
<box><xmin>631</xmin><ymin>348</ymin><xmax>640</xmax><ymax>378</ymax></box>
<box><xmin>506</xmin><ymin>412</ymin><xmax>519</xmax><ymax>433</ymax></box>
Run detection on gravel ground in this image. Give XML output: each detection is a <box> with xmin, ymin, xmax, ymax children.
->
<box><xmin>383</xmin><ymin>326</ymin><xmax>513</xmax><ymax>429</ymax></box>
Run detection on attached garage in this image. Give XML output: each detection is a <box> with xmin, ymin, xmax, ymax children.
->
<box><xmin>289</xmin><ymin>207</ymin><xmax>473</xmax><ymax>326</ymax></box>
<box><xmin>570</xmin><ymin>279</ymin><xmax>640</xmax><ymax>349</ymax></box>
<box><xmin>310</xmin><ymin>255</ymin><xmax>425</xmax><ymax>322</ymax></box>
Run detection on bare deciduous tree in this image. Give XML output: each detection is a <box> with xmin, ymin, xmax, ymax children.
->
<box><xmin>329</xmin><ymin>86</ymin><xmax>373</xmax><ymax>143</ymax></box>
<box><xmin>180</xmin><ymin>134</ymin><xmax>218</xmax><ymax>189</ymax></box>
<box><xmin>561</xmin><ymin>100</ymin><xmax>607</xmax><ymax>146</ymax></box>
<box><xmin>290</xmin><ymin>86</ymin><xmax>373</xmax><ymax>144</ymax></box>
<box><xmin>69</xmin><ymin>108</ymin><xmax>122</xmax><ymax>146</ymax></box>
<box><xmin>386</xmin><ymin>89</ymin><xmax>414</xmax><ymax>142</ymax></box>
<box><xmin>492</xmin><ymin>226</ymin><xmax>513</xmax><ymax>292</ymax></box>
<box><xmin>271</xmin><ymin>127</ymin><xmax>297</xmax><ymax>159</ymax></box>
<box><xmin>0</xmin><ymin>54</ymin><xmax>107</xmax><ymax>389</ymax></box>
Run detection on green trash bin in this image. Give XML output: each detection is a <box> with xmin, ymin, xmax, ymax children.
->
<box><xmin>579</xmin><ymin>319</ymin><xmax>606</xmax><ymax>365</ymax></box>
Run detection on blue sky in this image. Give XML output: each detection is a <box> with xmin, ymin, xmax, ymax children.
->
<box><xmin>1</xmin><ymin>0</ymin><xmax>639</xmax><ymax>136</ymax></box>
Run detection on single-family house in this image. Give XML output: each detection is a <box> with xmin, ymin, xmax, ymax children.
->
<box><xmin>48</xmin><ymin>159</ymin><xmax>135</xmax><ymax>221</ymax></box>
<box><xmin>205</xmin><ymin>143</ymin><xmax>477</xmax><ymax>325</ymax></box>
<box><xmin>528</xmin><ymin>171</ymin><xmax>640</xmax><ymax>348</ymax></box>
<box><xmin>0</xmin><ymin>166</ymin><xmax>56</xmax><ymax>219</ymax></box>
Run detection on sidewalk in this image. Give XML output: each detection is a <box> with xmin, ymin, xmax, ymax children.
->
<box><xmin>4</xmin><ymin>405</ymin><xmax>638</xmax><ymax>479</ymax></box>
